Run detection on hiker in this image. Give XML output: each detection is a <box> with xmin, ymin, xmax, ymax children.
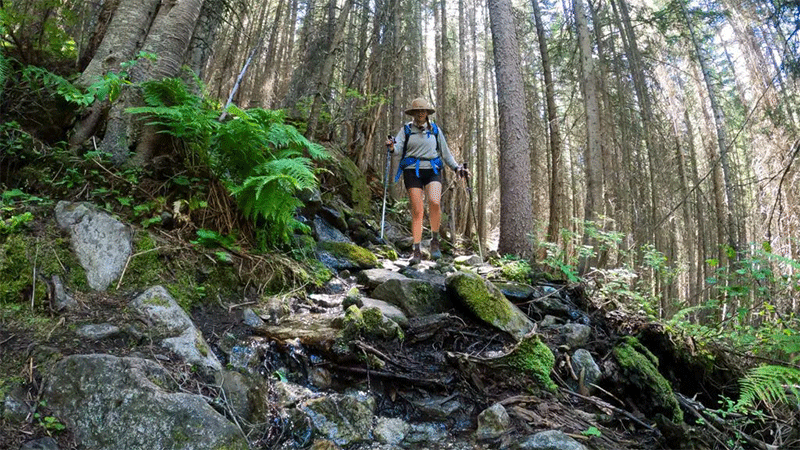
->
<box><xmin>386</xmin><ymin>97</ymin><xmax>469</xmax><ymax>264</ymax></box>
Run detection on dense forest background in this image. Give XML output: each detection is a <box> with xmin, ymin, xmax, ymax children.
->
<box><xmin>2</xmin><ymin>0</ymin><xmax>800</xmax><ymax>365</ymax></box>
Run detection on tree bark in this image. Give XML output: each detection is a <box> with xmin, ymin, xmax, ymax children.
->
<box><xmin>488</xmin><ymin>0</ymin><xmax>534</xmax><ymax>257</ymax></box>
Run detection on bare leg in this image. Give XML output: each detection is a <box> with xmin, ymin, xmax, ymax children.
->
<box><xmin>425</xmin><ymin>181</ymin><xmax>442</xmax><ymax>233</ymax></box>
<box><xmin>408</xmin><ymin>187</ymin><xmax>424</xmax><ymax>244</ymax></box>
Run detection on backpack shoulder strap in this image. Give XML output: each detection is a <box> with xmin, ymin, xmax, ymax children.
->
<box><xmin>402</xmin><ymin>123</ymin><xmax>412</xmax><ymax>160</ymax></box>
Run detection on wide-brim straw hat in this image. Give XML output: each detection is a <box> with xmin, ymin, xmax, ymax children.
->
<box><xmin>404</xmin><ymin>98</ymin><xmax>435</xmax><ymax>115</ymax></box>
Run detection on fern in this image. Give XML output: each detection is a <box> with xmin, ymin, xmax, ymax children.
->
<box><xmin>735</xmin><ymin>364</ymin><xmax>800</xmax><ymax>412</ymax></box>
<box><xmin>127</xmin><ymin>76</ymin><xmax>330</xmax><ymax>247</ymax></box>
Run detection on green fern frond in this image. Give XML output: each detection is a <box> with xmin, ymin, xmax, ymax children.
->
<box><xmin>736</xmin><ymin>364</ymin><xmax>800</xmax><ymax>411</ymax></box>
<box><xmin>139</xmin><ymin>78</ymin><xmax>201</xmax><ymax>108</ymax></box>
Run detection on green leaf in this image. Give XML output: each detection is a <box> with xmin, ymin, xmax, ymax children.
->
<box><xmin>582</xmin><ymin>426</ymin><xmax>602</xmax><ymax>437</ymax></box>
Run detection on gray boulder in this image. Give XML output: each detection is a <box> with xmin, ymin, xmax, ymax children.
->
<box><xmin>373</xmin><ymin>417</ymin><xmax>410</xmax><ymax>445</ymax></box>
<box><xmin>355</xmin><ymin>268</ymin><xmax>410</xmax><ymax>290</ymax></box>
<box><xmin>42</xmin><ymin>354</ymin><xmax>246</xmax><ymax>450</ymax></box>
<box><xmin>372</xmin><ymin>278</ymin><xmax>449</xmax><ymax>317</ymax></box>
<box><xmin>130</xmin><ymin>286</ymin><xmax>222</xmax><ymax>379</ymax></box>
<box><xmin>475</xmin><ymin>402</ymin><xmax>510</xmax><ymax>440</ymax></box>
<box><xmin>297</xmin><ymin>391</ymin><xmax>375</xmax><ymax>446</ymax></box>
<box><xmin>563</xmin><ymin>323</ymin><xmax>592</xmax><ymax>347</ymax></box>
<box><xmin>54</xmin><ymin>201</ymin><xmax>132</xmax><ymax>291</ymax></box>
<box><xmin>571</xmin><ymin>349</ymin><xmax>602</xmax><ymax>395</ymax></box>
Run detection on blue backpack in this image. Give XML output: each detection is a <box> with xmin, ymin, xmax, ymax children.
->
<box><xmin>394</xmin><ymin>122</ymin><xmax>442</xmax><ymax>181</ymax></box>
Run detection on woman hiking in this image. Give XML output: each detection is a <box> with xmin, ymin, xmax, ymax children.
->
<box><xmin>386</xmin><ymin>98</ymin><xmax>469</xmax><ymax>264</ymax></box>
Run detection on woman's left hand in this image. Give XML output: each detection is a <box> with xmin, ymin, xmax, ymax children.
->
<box><xmin>458</xmin><ymin>165</ymin><xmax>470</xmax><ymax>179</ymax></box>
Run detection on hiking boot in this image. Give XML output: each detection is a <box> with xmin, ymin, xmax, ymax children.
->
<box><xmin>430</xmin><ymin>239</ymin><xmax>442</xmax><ymax>260</ymax></box>
<box><xmin>409</xmin><ymin>248</ymin><xmax>423</xmax><ymax>265</ymax></box>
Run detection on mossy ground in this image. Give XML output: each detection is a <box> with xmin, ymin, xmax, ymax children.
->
<box><xmin>505</xmin><ymin>334</ymin><xmax>557</xmax><ymax>392</ymax></box>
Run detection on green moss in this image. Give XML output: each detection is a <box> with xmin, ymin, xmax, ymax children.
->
<box><xmin>500</xmin><ymin>259</ymin><xmax>532</xmax><ymax>283</ymax></box>
<box><xmin>195</xmin><ymin>337</ymin><xmax>210</xmax><ymax>357</ymax></box>
<box><xmin>0</xmin><ymin>234</ymin><xmax>36</xmax><ymax>304</ymax></box>
<box><xmin>118</xmin><ymin>231</ymin><xmax>162</xmax><ymax>290</ymax></box>
<box><xmin>449</xmin><ymin>271</ymin><xmax>515</xmax><ymax>325</ymax></box>
<box><xmin>506</xmin><ymin>334</ymin><xmax>557</xmax><ymax>392</ymax></box>
<box><xmin>614</xmin><ymin>338</ymin><xmax>683</xmax><ymax>423</ymax></box>
<box><xmin>318</xmin><ymin>241</ymin><xmax>378</xmax><ymax>268</ymax></box>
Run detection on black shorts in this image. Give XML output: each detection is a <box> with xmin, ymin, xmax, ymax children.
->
<box><xmin>403</xmin><ymin>168</ymin><xmax>442</xmax><ymax>189</ymax></box>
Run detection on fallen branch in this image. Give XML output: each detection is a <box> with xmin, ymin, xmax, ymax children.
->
<box><xmin>332</xmin><ymin>365</ymin><xmax>447</xmax><ymax>389</ymax></box>
<box><xmin>561</xmin><ymin>388</ymin><xmax>654</xmax><ymax>431</ymax></box>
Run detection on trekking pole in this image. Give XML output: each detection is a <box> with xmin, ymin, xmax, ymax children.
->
<box><xmin>380</xmin><ymin>135</ymin><xmax>395</xmax><ymax>240</ymax></box>
<box><xmin>462</xmin><ymin>163</ymin><xmax>483</xmax><ymax>261</ymax></box>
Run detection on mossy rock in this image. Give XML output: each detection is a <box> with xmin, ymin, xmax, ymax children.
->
<box><xmin>316</xmin><ymin>241</ymin><xmax>378</xmax><ymax>270</ymax></box>
<box><xmin>446</xmin><ymin>271</ymin><xmax>534</xmax><ymax>341</ymax></box>
<box><xmin>613</xmin><ymin>336</ymin><xmax>683</xmax><ymax>423</ymax></box>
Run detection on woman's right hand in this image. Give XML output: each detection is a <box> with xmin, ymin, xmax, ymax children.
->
<box><xmin>386</xmin><ymin>135</ymin><xmax>395</xmax><ymax>152</ymax></box>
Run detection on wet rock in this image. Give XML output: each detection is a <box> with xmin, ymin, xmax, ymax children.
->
<box><xmin>130</xmin><ymin>286</ymin><xmax>221</xmax><ymax>380</ymax></box>
<box><xmin>355</xmin><ymin>268</ymin><xmax>409</xmax><ymax>291</ymax></box>
<box><xmin>228</xmin><ymin>342</ymin><xmax>262</xmax><ymax>372</ymax></box>
<box><xmin>494</xmin><ymin>281</ymin><xmax>536</xmax><ymax>303</ymax></box>
<box><xmin>242</xmin><ymin>308</ymin><xmax>265</xmax><ymax>328</ymax></box>
<box><xmin>76</xmin><ymin>323</ymin><xmax>121</xmax><ymax>340</ymax></box>
<box><xmin>410</xmin><ymin>395</ymin><xmax>462</xmax><ymax>420</ymax></box>
<box><xmin>259</xmin><ymin>295</ymin><xmax>291</xmax><ymax>325</ymax></box>
<box><xmin>19</xmin><ymin>437</ymin><xmax>60</xmax><ymax>450</ymax></box>
<box><xmin>446</xmin><ymin>271</ymin><xmax>535</xmax><ymax>340</ymax></box>
<box><xmin>570</xmin><ymin>349</ymin><xmax>602</xmax><ymax>395</ymax></box>
<box><xmin>373</xmin><ymin>417</ymin><xmax>410</xmax><ymax>445</ymax></box>
<box><xmin>318</xmin><ymin>206</ymin><xmax>348</xmax><ymax>233</ymax></box>
<box><xmin>42</xmin><ymin>354</ymin><xmax>246</xmax><ymax>450</ymax></box>
<box><xmin>54</xmin><ymin>201</ymin><xmax>132</xmax><ymax>291</ymax></box>
<box><xmin>309</xmin><ymin>366</ymin><xmax>332</xmax><ymax>390</ymax></box>
<box><xmin>562</xmin><ymin>323</ymin><xmax>591</xmax><ymax>347</ymax></box>
<box><xmin>513</xmin><ymin>429</ymin><xmax>588</xmax><ymax>450</ymax></box>
<box><xmin>51</xmin><ymin>274</ymin><xmax>77</xmax><ymax>311</ymax></box>
<box><xmin>220</xmin><ymin>369</ymin><xmax>269</xmax><ymax>422</ymax></box>
<box><xmin>404</xmin><ymin>422</ymin><xmax>449</xmax><ymax>444</ymax></box>
<box><xmin>274</xmin><ymin>381</ymin><xmax>316</xmax><ymax>408</ymax></box>
<box><xmin>475</xmin><ymin>402</ymin><xmax>510</xmax><ymax>440</ymax></box>
<box><xmin>314</xmin><ymin>216</ymin><xmax>351</xmax><ymax>243</ymax></box>
<box><xmin>298</xmin><ymin>391</ymin><xmax>375</xmax><ymax>446</ymax></box>
<box><xmin>529</xmin><ymin>295</ymin><xmax>571</xmax><ymax>319</ymax></box>
<box><xmin>372</xmin><ymin>278</ymin><xmax>449</xmax><ymax>317</ymax></box>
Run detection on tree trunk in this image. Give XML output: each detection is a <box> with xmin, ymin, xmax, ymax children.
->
<box><xmin>574</xmin><ymin>0</ymin><xmax>602</xmax><ymax>236</ymax></box>
<box><xmin>531</xmin><ymin>0</ymin><xmax>564</xmax><ymax>246</ymax></box>
<box><xmin>488</xmin><ymin>0</ymin><xmax>534</xmax><ymax>257</ymax></box>
<box><xmin>680</xmin><ymin>0</ymin><xmax>738</xmax><ymax>251</ymax></box>
<box><xmin>305</xmin><ymin>0</ymin><xmax>354</xmax><ymax>139</ymax></box>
